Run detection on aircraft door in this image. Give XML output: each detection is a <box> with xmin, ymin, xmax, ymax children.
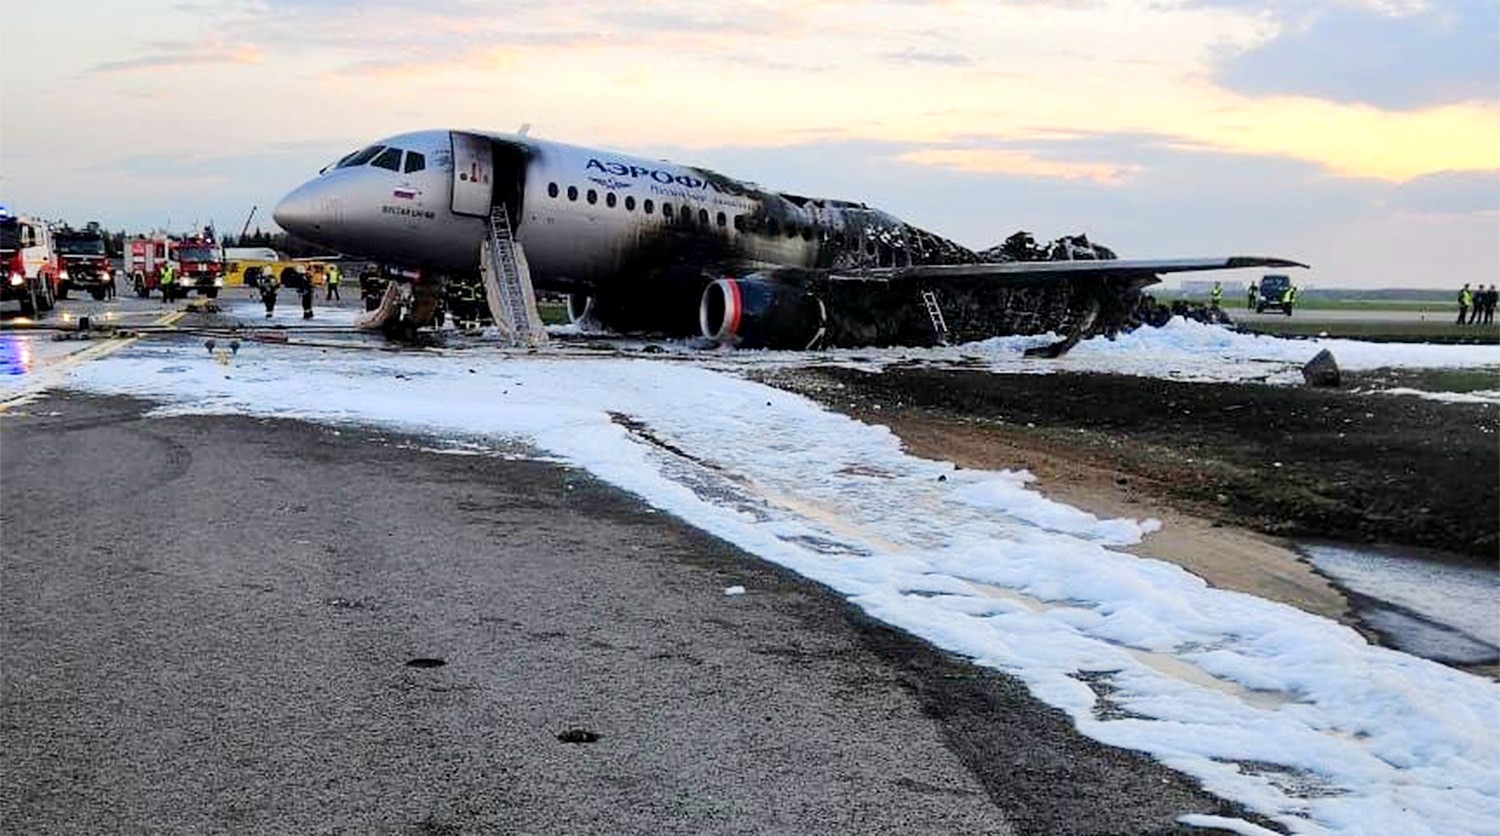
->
<box><xmin>450</xmin><ymin>132</ymin><xmax>493</xmax><ymax>217</ymax></box>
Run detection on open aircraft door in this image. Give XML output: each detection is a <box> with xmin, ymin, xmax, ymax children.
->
<box><xmin>450</xmin><ymin>132</ymin><xmax>493</xmax><ymax>217</ymax></box>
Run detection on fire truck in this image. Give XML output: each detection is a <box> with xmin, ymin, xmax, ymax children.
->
<box><xmin>54</xmin><ymin>222</ymin><xmax>114</xmax><ymax>300</ymax></box>
<box><xmin>127</xmin><ymin>229</ymin><xmax>225</xmax><ymax>300</ymax></box>
<box><xmin>0</xmin><ymin>207</ymin><xmax>61</xmax><ymax>317</ymax></box>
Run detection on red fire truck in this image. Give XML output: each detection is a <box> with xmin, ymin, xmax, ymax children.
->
<box><xmin>127</xmin><ymin>229</ymin><xmax>225</xmax><ymax>300</ymax></box>
<box><xmin>54</xmin><ymin>222</ymin><xmax>114</xmax><ymax>300</ymax></box>
<box><xmin>0</xmin><ymin>208</ymin><xmax>61</xmax><ymax>317</ymax></box>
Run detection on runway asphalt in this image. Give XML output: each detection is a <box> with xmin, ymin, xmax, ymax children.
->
<box><xmin>0</xmin><ymin>386</ymin><xmax>1262</xmax><ymax>834</ymax></box>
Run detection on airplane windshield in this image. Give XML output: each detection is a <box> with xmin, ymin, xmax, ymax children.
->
<box><xmin>336</xmin><ymin>145</ymin><xmax>386</xmax><ymax>169</ymax></box>
<box><xmin>370</xmin><ymin>147</ymin><xmax>403</xmax><ymax>171</ymax></box>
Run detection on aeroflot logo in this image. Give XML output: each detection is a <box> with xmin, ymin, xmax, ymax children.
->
<box><xmin>585</xmin><ymin>159</ymin><xmax>741</xmax><ymax>194</ymax></box>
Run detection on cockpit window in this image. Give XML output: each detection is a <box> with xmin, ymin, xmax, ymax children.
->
<box><xmin>370</xmin><ymin>147</ymin><xmax>403</xmax><ymax>171</ymax></box>
<box><xmin>336</xmin><ymin>145</ymin><xmax>385</xmax><ymax>169</ymax></box>
<box><xmin>404</xmin><ymin>151</ymin><xmax>426</xmax><ymax>174</ymax></box>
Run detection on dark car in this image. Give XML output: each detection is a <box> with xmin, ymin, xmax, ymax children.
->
<box><xmin>1257</xmin><ymin>274</ymin><xmax>1293</xmax><ymax>315</ymax></box>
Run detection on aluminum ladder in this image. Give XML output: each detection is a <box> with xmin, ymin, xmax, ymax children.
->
<box><xmin>481</xmin><ymin>204</ymin><xmax>548</xmax><ymax>347</ymax></box>
<box><xmin>920</xmin><ymin>289</ymin><xmax>949</xmax><ymax>345</ymax></box>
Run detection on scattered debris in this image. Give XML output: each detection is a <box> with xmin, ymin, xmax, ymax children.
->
<box><xmin>556</xmin><ymin>728</ymin><xmax>600</xmax><ymax>744</ymax></box>
<box><xmin>1302</xmin><ymin>349</ymin><xmax>1341</xmax><ymax>387</ymax></box>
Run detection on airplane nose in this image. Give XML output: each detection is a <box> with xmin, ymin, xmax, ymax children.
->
<box><xmin>272</xmin><ymin>180</ymin><xmax>323</xmax><ymax>238</ymax></box>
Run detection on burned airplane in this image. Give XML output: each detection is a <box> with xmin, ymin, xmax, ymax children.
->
<box><xmin>273</xmin><ymin>130</ymin><xmax>1303</xmax><ymax>353</ymax></box>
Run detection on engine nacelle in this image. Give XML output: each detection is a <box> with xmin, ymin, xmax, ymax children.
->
<box><xmin>700</xmin><ymin>277</ymin><xmax>826</xmax><ymax>350</ymax></box>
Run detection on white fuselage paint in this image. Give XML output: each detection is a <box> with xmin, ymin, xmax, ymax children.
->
<box><xmin>274</xmin><ymin>130</ymin><xmax>933</xmax><ymax>292</ymax></box>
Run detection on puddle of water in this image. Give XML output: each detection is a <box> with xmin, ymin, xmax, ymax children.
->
<box><xmin>1301</xmin><ymin>543</ymin><xmax>1499</xmax><ymax>665</ymax></box>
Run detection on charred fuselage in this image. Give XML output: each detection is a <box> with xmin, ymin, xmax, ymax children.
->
<box><xmin>275</xmin><ymin>130</ymin><xmax>1281</xmax><ymax>351</ymax></box>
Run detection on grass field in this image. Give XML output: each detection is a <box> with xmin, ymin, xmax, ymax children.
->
<box><xmin>1350</xmin><ymin>367</ymin><xmax>1500</xmax><ymax>393</ymax></box>
<box><xmin>1235</xmin><ymin>318</ymin><xmax>1500</xmax><ymax>343</ymax></box>
<box><xmin>537</xmin><ymin>300</ymin><xmax>568</xmax><ymax>325</ymax></box>
<box><xmin>1158</xmin><ymin>294</ymin><xmax>1456</xmax><ymax>313</ymax></box>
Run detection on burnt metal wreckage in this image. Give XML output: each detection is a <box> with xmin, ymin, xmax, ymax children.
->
<box><xmin>278</xmin><ymin>130</ymin><xmax>1302</xmax><ymax>357</ymax></box>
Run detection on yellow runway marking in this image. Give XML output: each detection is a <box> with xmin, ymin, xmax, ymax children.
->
<box><xmin>0</xmin><ymin>309</ymin><xmax>185</xmax><ymax>413</ymax></box>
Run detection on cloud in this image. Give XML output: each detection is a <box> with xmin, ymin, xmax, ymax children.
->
<box><xmin>1386</xmin><ymin>169</ymin><xmax>1500</xmax><ymax>215</ymax></box>
<box><xmin>89</xmin><ymin>42</ymin><xmax>264</xmax><ymax>74</ymax></box>
<box><xmin>882</xmin><ymin>48</ymin><xmax>975</xmax><ymax>66</ymax></box>
<box><xmin>896</xmin><ymin>147</ymin><xmax>1141</xmax><ymax>184</ymax></box>
<box><xmin>1208</xmin><ymin>0</ymin><xmax>1499</xmax><ymax>109</ymax></box>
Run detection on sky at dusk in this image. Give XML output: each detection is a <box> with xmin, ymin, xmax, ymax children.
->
<box><xmin>1</xmin><ymin>0</ymin><xmax>1496</xmax><ymax>287</ymax></box>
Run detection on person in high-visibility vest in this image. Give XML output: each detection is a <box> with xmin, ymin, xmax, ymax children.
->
<box><xmin>158</xmin><ymin>261</ymin><xmax>176</xmax><ymax>303</ymax></box>
<box><xmin>325</xmin><ymin>264</ymin><xmax>341</xmax><ymax>301</ymax></box>
<box><xmin>1457</xmin><ymin>283</ymin><xmax>1472</xmax><ymax>325</ymax></box>
<box><xmin>1210</xmin><ymin>281</ymin><xmax>1223</xmax><ymax>309</ymax></box>
<box><xmin>1280</xmin><ymin>285</ymin><xmax>1294</xmax><ymax>316</ymax></box>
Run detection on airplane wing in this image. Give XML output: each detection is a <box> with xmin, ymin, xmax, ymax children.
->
<box><xmin>828</xmin><ymin>256</ymin><xmax>1308</xmax><ymax>286</ymax></box>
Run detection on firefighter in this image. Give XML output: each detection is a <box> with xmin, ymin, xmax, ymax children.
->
<box><xmin>326</xmin><ymin>264</ymin><xmax>341</xmax><ymax>301</ymax></box>
<box><xmin>451</xmin><ymin>277</ymin><xmax>483</xmax><ymax>330</ymax></box>
<box><xmin>1210</xmin><ymin>281</ymin><xmax>1223</xmax><ymax>310</ymax></box>
<box><xmin>158</xmin><ymin>261</ymin><xmax>176</xmax><ymax>303</ymax></box>
<box><xmin>260</xmin><ymin>266</ymin><xmax>280</xmax><ymax>317</ymax></box>
<box><xmin>299</xmin><ymin>269</ymin><xmax>315</xmax><ymax>320</ymax></box>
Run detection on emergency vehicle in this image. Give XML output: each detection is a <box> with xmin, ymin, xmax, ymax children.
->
<box><xmin>0</xmin><ymin>207</ymin><xmax>61</xmax><ymax>317</ymax></box>
<box><xmin>54</xmin><ymin>222</ymin><xmax>114</xmax><ymax>300</ymax></box>
<box><xmin>127</xmin><ymin>229</ymin><xmax>226</xmax><ymax>299</ymax></box>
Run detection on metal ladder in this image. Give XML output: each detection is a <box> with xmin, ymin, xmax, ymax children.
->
<box><xmin>920</xmin><ymin>289</ymin><xmax>949</xmax><ymax>345</ymax></box>
<box><xmin>481</xmin><ymin>204</ymin><xmax>548</xmax><ymax>347</ymax></box>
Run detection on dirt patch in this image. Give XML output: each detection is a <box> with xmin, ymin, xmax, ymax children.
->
<box><xmin>765</xmin><ymin>366</ymin><xmax>1498</xmax><ymax>562</ymax></box>
<box><xmin>859</xmin><ymin>411</ymin><xmax>1353</xmax><ymax>624</ymax></box>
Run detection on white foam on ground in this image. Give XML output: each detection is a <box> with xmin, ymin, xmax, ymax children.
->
<box><xmin>693</xmin><ymin>318</ymin><xmax>1500</xmax><ymax>385</ymax></box>
<box><xmin>62</xmin><ymin>342</ymin><xmax>1500</xmax><ymax>835</ymax></box>
<box><xmin>1379</xmin><ymin>387</ymin><xmax>1500</xmax><ymax>405</ymax></box>
<box><xmin>223</xmin><ymin>298</ymin><xmax>365</xmax><ymax>327</ymax></box>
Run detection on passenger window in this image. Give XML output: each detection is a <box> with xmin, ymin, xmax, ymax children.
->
<box><xmin>548</xmin><ymin>182</ymin><xmax>559</xmax><ymax>198</ymax></box>
<box><xmin>716</xmin><ymin>212</ymin><xmax>726</xmax><ymax>228</ymax></box>
<box><xmin>699</xmin><ymin>209</ymin><xmax>709</xmax><ymax>226</ymax></box>
<box><xmin>404</xmin><ymin>151</ymin><xmax>426</xmax><ymax>173</ymax></box>
<box><xmin>625</xmin><ymin>196</ymin><xmax>636</xmax><ymax>211</ymax></box>
<box><xmin>567</xmin><ymin>186</ymin><xmax>578</xmax><ymax>201</ymax></box>
<box><xmin>606</xmin><ymin>192</ymin><xmax>617</xmax><ymax>208</ymax></box>
<box><xmin>663</xmin><ymin>203</ymin><xmax>673</xmax><ymax>218</ymax></box>
<box><xmin>587</xmin><ymin>189</ymin><xmax>598</xmax><ymax>205</ymax></box>
<box><xmin>733</xmin><ymin>215</ymin><xmax>745</xmax><ymax>231</ymax></box>
<box><xmin>371</xmin><ymin>147</ymin><xmax>403</xmax><ymax>171</ymax></box>
<box><xmin>644</xmin><ymin>199</ymin><xmax>655</xmax><ymax>214</ymax></box>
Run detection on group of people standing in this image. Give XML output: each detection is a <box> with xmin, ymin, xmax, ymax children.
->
<box><xmin>1457</xmin><ymin>284</ymin><xmax>1496</xmax><ymax>325</ymax></box>
<box><xmin>252</xmin><ymin>263</ymin><xmax>340</xmax><ymax>320</ymax></box>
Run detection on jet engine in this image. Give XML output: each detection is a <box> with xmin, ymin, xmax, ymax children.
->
<box><xmin>699</xmin><ymin>277</ymin><xmax>827</xmax><ymax>350</ymax></box>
